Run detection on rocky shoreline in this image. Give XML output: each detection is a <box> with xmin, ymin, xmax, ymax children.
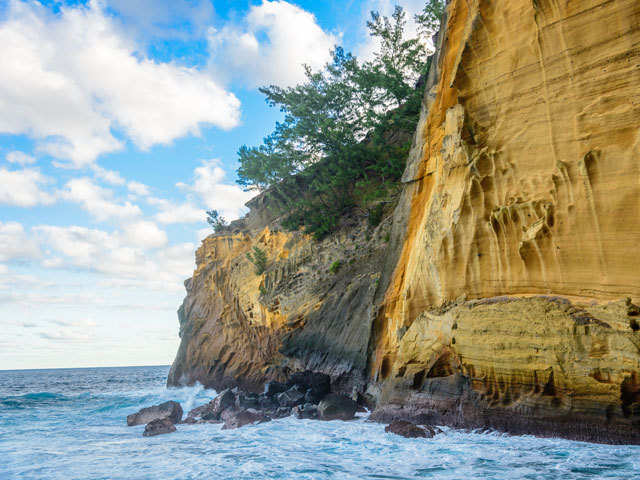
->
<box><xmin>128</xmin><ymin>370</ymin><xmax>437</xmax><ymax>440</ymax></box>
<box><xmin>135</xmin><ymin>366</ymin><xmax>640</xmax><ymax>445</ymax></box>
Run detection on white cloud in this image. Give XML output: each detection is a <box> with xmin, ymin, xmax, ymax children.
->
<box><xmin>60</xmin><ymin>177</ymin><xmax>141</xmax><ymax>221</ymax></box>
<box><xmin>150</xmin><ymin>197</ymin><xmax>204</xmax><ymax>225</ymax></box>
<box><xmin>127</xmin><ymin>181</ymin><xmax>150</xmax><ymax>196</ymax></box>
<box><xmin>34</xmin><ymin>224</ymin><xmax>194</xmax><ymax>285</ymax></box>
<box><xmin>36</xmin><ymin>225</ymin><xmax>117</xmax><ymax>268</ymax></box>
<box><xmin>122</xmin><ymin>220</ymin><xmax>167</xmax><ymax>249</ymax></box>
<box><xmin>49</xmin><ymin>318</ymin><xmax>97</xmax><ymax>328</ymax></box>
<box><xmin>39</xmin><ymin>330</ymin><xmax>93</xmax><ymax>343</ymax></box>
<box><xmin>0</xmin><ymin>221</ymin><xmax>41</xmax><ymax>262</ymax></box>
<box><xmin>91</xmin><ymin>165</ymin><xmax>126</xmax><ymax>186</ymax></box>
<box><xmin>0</xmin><ymin>1</ymin><xmax>241</xmax><ymax>167</ymax></box>
<box><xmin>6</xmin><ymin>151</ymin><xmax>36</xmax><ymax>165</ymax></box>
<box><xmin>0</xmin><ymin>264</ymin><xmax>8</xmax><ymax>274</ymax></box>
<box><xmin>177</xmin><ymin>159</ymin><xmax>255</xmax><ymax>220</ymax></box>
<box><xmin>208</xmin><ymin>0</ymin><xmax>337</xmax><ymax>88</ymax></box>
<box><xmin>0</xmin><ymin>167</ymin><xmax>56</xmax><ymax>207</ymax></box>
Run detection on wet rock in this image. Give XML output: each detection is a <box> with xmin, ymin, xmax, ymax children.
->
<box><xmin>293</xmin><ymin>403</ymin><xmax>318</xmax><ymax>419</ymax></box>
<box><xmin>236</xmin><ymin>392</ymin><xmax>260</xmax><ymax>410</ymax></box>
<box><xmin>263</xmin><ymin>381</ymin><xmax>287</xmax><ymax>397</ymax></box>
<box><xmin>271</xmin><ymin>406</ymin><xmax>292</xmax><ymax>419</ymax></box>
<box><xmin>127</xmin><ymin>401</ymin><xmax>183</xmax><ymax>426</ymax></box>
<box><xmin>182</xmin><ymin>403</ymin><xmax>209</xmax><ymax>423</ymax></box>
<box><xmin>317</xmin><ymin>393</ymin><xmax>357</xmax><ymax>421</ymax></box>
<box><xmin>259</xmin><ymin>394</ymin><xmax>279</xmax><ymax>411</ymax></box>
<box><xmin>221</xmin><ymin>409</ymin><xmax>271</xmax><ymax>430</ymax></box>
<box><xmin>202</xmin><ymin>389</ymin><xmax>236</xmax><ymax>421</ymax></box>
<box><xmin>143</xmin><ymin>418</ymin><xmax>177</xmax><ymax>437</ymax></box>
<box><xmin>288</xmin><ymin>371</ymin><xmax>330</xmax><ymax>398</ymax></box>
<box><xmin>277</xmin><ymin>386</ymin><xmax>306</xmax><ymax>407</ymax></box>
<box><xmin>385</xmin><ymin>420</ymin><xmax>435</xmax><ymax>438</ymax></box>
<box><xmin>304</xmin><ymin>389</ymin><xmax>324</xmax><ymax>404</ymax></box>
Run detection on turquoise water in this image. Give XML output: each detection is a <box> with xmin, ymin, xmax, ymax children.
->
<box><xmin>1</xmin><ymin>366</ymin><xmax>639</xmax><ymax>479</ymax></box>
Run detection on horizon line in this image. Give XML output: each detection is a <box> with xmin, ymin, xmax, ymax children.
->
<box><xmin>0</xmin><ymin>364</ymin><xmax>172</xmax><ymax>373</ymax></box>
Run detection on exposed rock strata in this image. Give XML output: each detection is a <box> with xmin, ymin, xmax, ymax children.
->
<box><xmin>169</xmin><ymin>0</ymin><xmax>640</xmax><ymax>444</ymax></box>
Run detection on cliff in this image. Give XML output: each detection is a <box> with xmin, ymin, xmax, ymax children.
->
<box><xmin>169</xmin><ymin>0</ymin><xmax>640</xmax><ymax>444</ymax></box>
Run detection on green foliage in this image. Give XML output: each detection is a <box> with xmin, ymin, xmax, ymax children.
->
<box><xmin>383</xmin><ymin>231</ymin><xmax>391</xmax><ymax>243</ymax></box>
<box><xmin>415</xmin><ymin>0</ymin><xmax>446</xmax><ymax>36</ymax></box>
<box><xmin>237</xmin><ymin>4</ymin><xmax>439</xmax><ymax>239</ymax></box>
<box><xmin>206</xmin><ymin>209</ymin><xmax>227</xmax><ymax>233</ymax></box>
<box><xmin>246</xmin><ymin>246</ymin><xmax>267</xmax><ymax>275</ymax></box>
<box><xmin>368</xmin><ymin>203</ymin><xmax>385</xmax><ymax>227</ymax></box>
<box><xmin>329</xmin><ymin>260</ymin><xmax>342</xmax><ymax>274</ymax></box>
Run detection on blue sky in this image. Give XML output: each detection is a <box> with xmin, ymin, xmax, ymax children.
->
<box><xmin>0</xmin><ymin>0</ymin><xmax>428</xmax><ymax>369</ymax></box>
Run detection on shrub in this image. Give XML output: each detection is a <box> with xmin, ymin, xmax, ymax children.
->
<box><xmin>329</xmin><ymin>260</ymin><xmax>342</xmax><ymax>274</ymax></box>
<box><xmin>246</xmin><ymin>246</ymin><xmax>268</xmax><ymax>275</ymax></box>
<box><xmin>206</xmin><ymin>210</ymin><xmax>228</xmax><ymax>233</ymax></box>
<box><xmin>368</xmin><ymin>203</ymin><xmax>384</xmax><ymax>227</ymax></box>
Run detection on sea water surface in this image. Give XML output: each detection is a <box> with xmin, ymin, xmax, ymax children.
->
<box><xmin>1</xmin><ymin>366</ymin><xmax>639</xmax><ymax>480</ymax></box>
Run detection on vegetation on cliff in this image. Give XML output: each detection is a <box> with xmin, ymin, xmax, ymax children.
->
<box><xmin>236</xmin><ymin>3</ymin><xmax>443</xmax><ymax>239</ymax></box>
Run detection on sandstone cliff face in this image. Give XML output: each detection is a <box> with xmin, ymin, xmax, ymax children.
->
<box><xmin>168</xmin><ymin>200</ymin><xmax>391</xmax><ymax>395</ymax></box>
<box><xmin>170</xmin><ymin>0</ymin><xmax>640</xmax><ymax>443</ymax></box>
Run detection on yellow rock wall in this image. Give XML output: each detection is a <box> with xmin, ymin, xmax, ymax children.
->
<box><xmin>373</xmin><ymin>0</ymin><xmax>640</xmax><ymax>376</ymax></box>
<box><xmin>368</xmin><ymin>0</ymin><xmax>640</xmax><ymax>443</ymax></box>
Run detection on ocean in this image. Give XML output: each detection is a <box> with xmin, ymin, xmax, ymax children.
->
<box><xmin>1</xmin><ymin>365</ymin><xmax>639</xmax><ymax>479</ymax></box>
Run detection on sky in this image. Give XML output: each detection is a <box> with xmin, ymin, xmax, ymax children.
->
<box><xmin>0</xmin><ymin>0</ymin><xmax>430</xmax><ymax>370</ymax></box>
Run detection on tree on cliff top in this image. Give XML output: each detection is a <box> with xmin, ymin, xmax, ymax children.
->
<box><xmin>236</xmin><ymin>3</ymin><xmax>445</xmax><ymax>239</ymax></box>
<box><xmin>415</xmin><ymin>0</ymin><xmax>445</xmax><ymax>37</ymax></box>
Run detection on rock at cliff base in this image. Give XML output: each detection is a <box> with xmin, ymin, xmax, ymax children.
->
<box><xmin>277</xmin><ymin>386</ymin><xmax>306</xmax><ymax>407</ymax></box>
<box><xmin>236</xmin><ymin>392</ymin><xmax>260</xmax><ymax>410</ymax></box>
<box><xmin>263</xmin><ymin>381</ymin><xmax>287</xmax><ymax>397</ymax></box>
<box><xmin>317</xmin><ymin>394</ymin><xmax>358</xmax><ymax>421</ymax></box>
<box><xmin>183</xmin><ymin>403</ymin><xmax>209</xmax><ymax>423</ymax></box>
<box><xmin>221</xmin><ymin>409</ymin><xmax>271</xmax><ymax>430</ymax></box>
<box><xmin>287</xmin><ymin>371</ymin><xmax>331</xmax><ymax>398</ymax></box>
<box><xmin>143</xmin><ymin>418</ymin><xmax>177</xmax><ymax>437</ymax></box>
<box><xmin>272</xmin><ymin>406</ymin><xmax>292</xmax><ymax>419</ymax></box>
<box><xmin>293</xmin><ymin>403</ymin><xmax>318</xmax><ymax>419</ymax></box>
<box><xmin>127</xmin><ymin>401</ymin><xmax>183</xmax><ymax>426</ymax></box>
<box><xmin>385</xmin><ymin>420</ymin><xmax>435</xmax><ymax>439</ymax></box>
<box><xmin>259</xmin><ymin>394</ymin><xmax>280</xmax><ymax>411</ymax></box>
<box><xmin>202</xmin><ymin>389</ymin><xmax>236</xmax><ymax>421</ymax></box>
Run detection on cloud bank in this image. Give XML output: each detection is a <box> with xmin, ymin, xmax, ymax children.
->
<box><xmin>0</xmin><ymin>0</ymin><xmax>241</xmax><ymax>167</ymax></box>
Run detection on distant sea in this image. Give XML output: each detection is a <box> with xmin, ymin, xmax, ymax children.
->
<box><xmin>1</xmin><ymin>365</ymin><xmax>639</xmax><ymax>479</ymax></box>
